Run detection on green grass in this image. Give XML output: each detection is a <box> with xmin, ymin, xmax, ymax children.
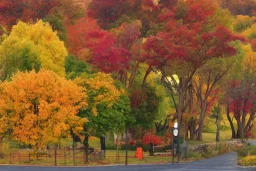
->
<box><xmin>188</xmin><ymin>131</ymin><xmax>231</xmax><ymax>146</ymax></box>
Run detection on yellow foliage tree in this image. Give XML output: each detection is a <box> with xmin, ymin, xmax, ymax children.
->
<box><xmin>242</xmin><ymin>45</ymin><xmax>256</xmax><ymax>71</ymax></box>
<box><xmin>75</xmin><ymin>72</ymin><xmax>121</xmax><ymax>115</ymax></box>
<box><xmin>0</xmin><ymin>70</ymin><xmax>88</xmax><ymax>151</ymax></box>
<box><xmin>0</xmin><ymin>20</ymin><xmax>67</xmax><ymax>78</ymax></box>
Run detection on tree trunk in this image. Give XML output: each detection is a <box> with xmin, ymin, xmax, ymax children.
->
<box><xmin>226</xmin><ymin>104</ymin><xmax>236</xmax><ymax>138</ymax></box>
<box><xmin>236</xmin><ymin>119</ymin><xmax>242</xmax><ymax>139</ymax></box>
<box><xmin>184</xmin><ymin>124</ymin><xmax>189</xmax><ymax>141</ymax></box>
<box><xmin>196</xmin><ymin>104</ymin><xmax>207</xmax><ymax>141</ymax></box>
<box><xmin>189</xmin><ymin>118</ymin><xmax>196</xmax><ymax>140</ymax></box>
<box><xmin>100</xmin><ymin>136</ymin><xmax>106</xmax><ymax>159</ymax></box>
<box><xmin>142</xmin><ymin>66</ymin><xmax>152</xmax><ymax>88</ymax></box>
<box><xmin>244</xmin><ymin>111</ymin><xmax>255</xmax><ymax>138</ymax></box>
<box><xmin>83</xmin><ymin>135</ymin><xmax>89</xmax><ymax>164</ymax></box>
<box><xmin>216</xmin><ymin>116</ymin><xmax>220</xmax><ymax>142</ymax></box>
<box><xmin>177</xmin><ymin>90</ymin><xmax>184</xmax><ymax>126</ymax></box>
<box><xmin>149</xmin><ymin>143</ymin><xmax>154</xmax><ymax>156</ymax></box>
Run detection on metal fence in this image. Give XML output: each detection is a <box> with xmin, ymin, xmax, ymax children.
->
<box><xmin>0</xmin><ymin>147</ymin><xmax>174</xmax><ymax>166</ymax></box>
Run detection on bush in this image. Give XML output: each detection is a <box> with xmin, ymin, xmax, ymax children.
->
<box><xmin>105</xmin><ymin>143</ymin><xmax>117</xmax><ymax>150</ymax></box>
<box><xmin>187</xmin><ymin>151</ymin><xmax>203</xmax><ymax>160</ymax></box>
<box><xmin>218</xmin><ymin>144</ymin><xmax>229</xmax><ymax>154</ymax></box>
<box><xmin>220</xmin><ymin>125</ymin><xmax>230</xmax><ymax>131</ymax></box>
<box><xmin>249</xmin><ymin>146</ymin><xmax>256</xmax><ymax>156</ymax></box>
<box><xmin>239</xmin><ymin>155</ymin><xmax>256</xmax><ymax>166</ymax></box>
<box><xmin>201</xmin><ymin>148</ymin><xmax>218</xmax><ymax>158</ymax></box>
<box><xmin>237</xmin><ymin>148</ymin><xmax>247</xmax><ymax>157</ymax></box>
<box><xmin>203</xmin><ymin>126</ymin><xmax>215</xmax><ymax>133</ymax></box>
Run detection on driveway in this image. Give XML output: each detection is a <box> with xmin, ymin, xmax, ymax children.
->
<box><xmin>0</xmin><ymin>152</ymin><xmax>255</xmax><ymax>171</ymax></box>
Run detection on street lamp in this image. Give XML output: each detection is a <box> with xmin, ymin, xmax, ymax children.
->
<box><xmin>173</xmin><ymin>122</ymin><xmax>178</xmax><ymax>136</ymax></box>
<box><xmin>172</xmin><ymin>121</ymin><xmax>178</xmax><ymax>164</ymax></box>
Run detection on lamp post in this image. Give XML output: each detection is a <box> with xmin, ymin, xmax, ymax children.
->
<box><xmin>172</xmin><ymin>121</ymin><xmax>178</xmax><ymax>164</ymax></box>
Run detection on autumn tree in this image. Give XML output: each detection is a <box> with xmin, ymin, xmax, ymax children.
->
<box><xmin>220</xmin><ymin>0</ymin><xmax>256</xmax><ymax>16</ymax></box>
<box><xmin>0</xmin><ymin>20</ymin><xmax>67</xmax><ymax>79</ymax></box>
<box><xmin>0</xmin><ymin>70</ymin><xmax>88</xmax><ymax>151</ymax></box>
<box><xmin>87</xmin><ymin>0</ymin><xmax>167</xmax><ymax>36</ymax></box>
<box><xmin>0</xmin><ymin>0</ymin><xmax>84</xmax><ymax>27</ymax></box>
<box><xmin>65</xmin><ymin>54</ymin><xmax>91</xmax><ymax>79</ymax></box>
<box><xmin>67</xmin><ymin>17</ymin><xmax>100</xmax><ymax>59</ymax></box>
<box><xmin>0</xmin><ymin>0</ymin><xmax>84</xmax><ymax>42</ymax></box>
<box><xmin>226</xmin><ymin>74</ymin><xmax>256</xmax><ymax>139</ymax></box>
<box><xmin>224</xmin><ymin>43</ymin><xmax>256</xmax><ymax>139</ymax></box>
<box><xmin>75</xmin><ymin>72</ymin><xmax>133</xmax><ymax>163</ymax></box>
<box><xmin>142</xmin><ymin>0</ymin><xmax>243</xmax><ymax>128</ymax></box>
<box><xmin>192</xmin><ymin>56</ymin><xmax>235</xmax><ymax>140</ymax></box>
<box><xmin>87</xmin><ymin>0</ymin><xmax>132</xmax><ymax>29</ymax></box>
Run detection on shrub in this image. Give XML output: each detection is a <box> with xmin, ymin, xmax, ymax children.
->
<box><xmin>237</xmin><ymin>148</ymin><xmax>247</xmax><ymax>157</ymax></box>
<box><xmin>187</xmin><ymin>151</ymin><xmax>203</xmax><ymax>160</ymax></box>
<box><xmin>218</xmin><ymin>144</ymin><xmax>229</xmax><ymax>154</ymax></box>
<box><xmin>203</xmin><ymin>126</ymin><xmax>215</xmax><ymax>133</ymax></box>
<box><xmin>202</xmin><ymin>148</ymin><xmax>218</xmax><ymax>158</ymax></box>
<box><xmin>239</xmin><ymin>155</ymin><xmax>256</xmax><ymax>166</ymax></box>
<box><xmin>249</xmin><ymin>146</ymin><xmax>256</xmax><ymax>156</ymax></box>
<box><xmin>220</xmin><ymin>125</ymin><xmax>230</xmax><ymax>131</ymax></box>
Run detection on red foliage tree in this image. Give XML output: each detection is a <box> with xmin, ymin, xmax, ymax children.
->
<box><xmin>87</xmin><ymin>0</ymin><xmax>132</xmax><ymax>29</ymax></box>
<box><xmin>67</xmin><ymin>17</ymin><xmax>100</xmax><ymax>58</ymax></box>
<box><xmin>220</xmin><ymin>0</ymin><xmax>256</xmax><ymax>16</ymax></box>
<box><xmin>0</xmin><ymin>0</ymin><xmax>59</xmax><ymax>27</ymax></box>
<box><xmin>130</xmin><ymin>89</ymin><xmax>147</xmax><ymax>108</ymax></box>
<box><xmin>226</xmin><ymin>77</ymin><xmax>256</xmax><ymax>139</ymax></box>
<box><xmin>143</xmin><ymin>132</ymin><xmax>162</xmax><ymax>145</ymax></box>
<box><xmin>142</xmin><ymin>0</ymin><xmax>243</xmax><ymax>127</ymax></box>
<box><xmin>85</xmin><ymin>30</ymin><xmax>130</xmax><ymax>73</ymax></box>
<box><xmin>0</xmin><ymin>0</ymin><xmax>84</xmax><ymax>29</ymax></box>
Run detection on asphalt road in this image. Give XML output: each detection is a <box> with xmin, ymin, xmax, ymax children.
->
<box><xmin>0</xmin><ymin>152</ymin><xmax>255</xmax><ymax>171</ymax></box>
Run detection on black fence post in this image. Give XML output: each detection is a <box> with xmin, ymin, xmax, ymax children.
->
<box><xmin>125</xmin><ymin>128</ymin><xmax>128</xmax><ymax>166</ymax></box>
<box><xmin>9</xmin><ymin>149</ymin><xmax>12</xmax><ymax>164</ymax></box>
<box><xmin>54</xmin><ymin>147</ymin><xmax>57</xmax><ymax>166</ymax></box>
<box><xmin>64</xmin><ymin>147</ymin><xmax>67</xmax><ymax>166</ymax></box>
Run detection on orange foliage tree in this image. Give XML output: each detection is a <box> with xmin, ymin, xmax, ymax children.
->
<box><xmin>0</xmin><ymin>70</ymin><xmax>88</xmax><ymax>151</ymax></box>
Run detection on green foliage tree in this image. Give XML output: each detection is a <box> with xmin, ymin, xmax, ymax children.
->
<box><xmin>131</xmin><ymin>85</ymin><xmax>160</xmax><ymax>129</ymax></box>
<box><xmin>65</xmin><ymin>54</ymin><xmax>91</xmax><ymax>79</ymax></box>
